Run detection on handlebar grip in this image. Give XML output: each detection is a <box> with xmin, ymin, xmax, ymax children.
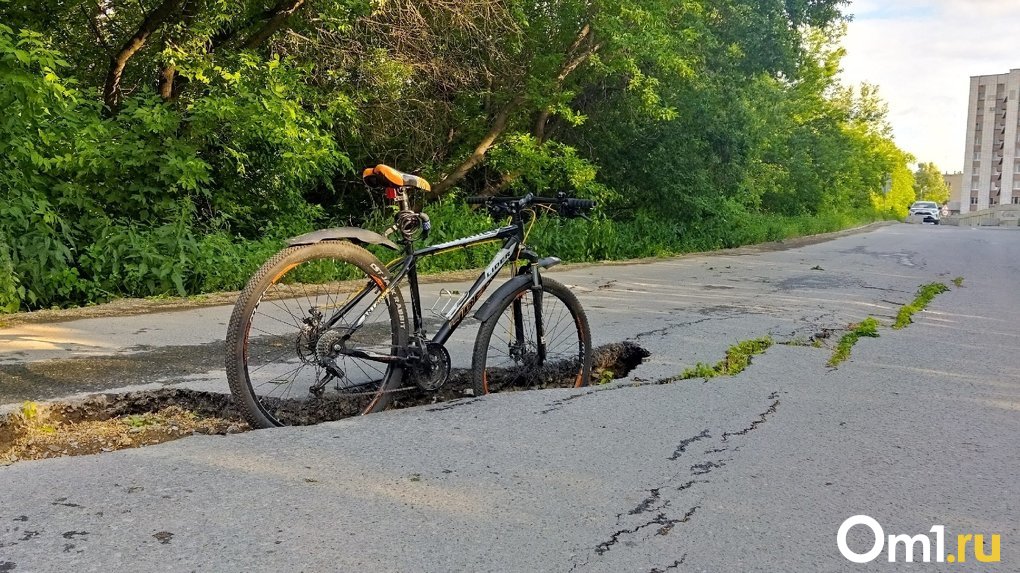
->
<box><xmin>566</xmin><ymin>198</ymin><xmax>596</xmax><ymax>210</ymax></box>
<box><xmin>465</xmin><ymin>196</ymin><xmax>489</xmax><ymax>205</ymax></box>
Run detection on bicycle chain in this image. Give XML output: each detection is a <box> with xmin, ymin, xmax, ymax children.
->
<box><xmin>319</xmin><ymin>382</ymin><xmax>420</xmax><ymax>399</ymax></box>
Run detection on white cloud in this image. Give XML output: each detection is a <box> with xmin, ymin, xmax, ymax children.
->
<box><xmin>839</xmin><ymin>0</ymin><xmax>1020</xmax><ymax>172</ymax></box>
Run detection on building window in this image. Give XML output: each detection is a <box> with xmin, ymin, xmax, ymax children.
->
<box><xmin>1014</xmin><ymin>197</ymin><xmax>1020</xmax><ymax>205</ymax></box>
<box><xmin>971</xmin><ymin>196</ymin><xmax>979</xmax><ymax>205</ymax></box>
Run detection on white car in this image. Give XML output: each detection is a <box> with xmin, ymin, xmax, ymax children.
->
<box><xmin>907</xmin><ymin>201</ymin><xmax>941</xmax><ymax>224</ymax></box>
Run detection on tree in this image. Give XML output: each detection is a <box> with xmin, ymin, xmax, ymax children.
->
<box><xmin>913</xmin><ymin>162</ymin><xmax>950</xmax><ymax>204</ymax></box>
<box><xmin>5</xmin><ymin>0</ymin><xmax>924</xmax><ymax>311</ymax></box>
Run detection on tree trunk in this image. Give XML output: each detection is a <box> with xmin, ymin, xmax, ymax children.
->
<box><xmin>533</xmin><ymin>109</ymin><xmax>551</xmax><ymax>143</ymax></box>
<box><xmin>103</xmin><ymin>0</ymin><xmax>184</xmax><ymax>112</ymax></box>
<box><xmin>433</xmin><ymin>94</ymin><xmax>526</xmax><ymax>196</ymax></box>
<box><xmin>158</xmin><ymin>65</ymin><xmax>177</xmax><ymax>100</ymax></box>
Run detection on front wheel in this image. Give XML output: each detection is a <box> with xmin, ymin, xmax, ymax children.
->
<box><xmin>471</xmin><ymin>276</ymin><xmax>592</xmax><ymax>395</ymax></box>
<box><xmin>225</xmin><ymin>241</ymin><xmax>408</xmax><ymax>428</ymax></box>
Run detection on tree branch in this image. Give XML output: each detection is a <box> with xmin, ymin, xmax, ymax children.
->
<box><xmin>82</xmin><ymin>3</ymin><xmax>113</xmax><ymax>54</ymax></box>
<box><xmin>433</xmin><ymin>93</ymin><xmax>526</xmax><ymax>195</ymax></box>
<box><xmin>240</xmin><ymin>0</ymin><xmax>306</xmax><ymax>50</ymax></box>
<box><xmin>533</xmin><ymin>24</ymin><xmax>599</xmax><ymax>143</ymax></box>
<box><xmin>103</xmin><ymin>0</ymin><xmax>184</xmax><ymax>111</ymax></box>
<box><xmin>158</xmin><ymin>1</ymin><xmax>199</xmax><ymax>101</ymax></box>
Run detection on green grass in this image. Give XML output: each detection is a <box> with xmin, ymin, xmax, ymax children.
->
<box><xmin>952</xmin><ymin>276</ymin><xmax>964</xmax><ymax>287</ymax></box>
<box><xmin>893</xmin><ymin>283</ymin><xmax>951</xmax><ymax>329</ymax></box>
<box><xmin>827</xmin><ymin>317</ymin><xmax>880</xmax><ymax>367</ymax></box>
<box><xmin>2</xmin><ymin>199</ymin><xmax>884</xmax><ymax>313</ymax></box>
<box><xmin>673</xmin><ymin>336</ymin><xmax>775</xmax><ymax>380</ymax></box>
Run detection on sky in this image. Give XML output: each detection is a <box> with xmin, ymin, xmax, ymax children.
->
<box><xmin>839</xmin><ymin>0</ymin><xmax>1020</xmax><ymax>173</ymax></box>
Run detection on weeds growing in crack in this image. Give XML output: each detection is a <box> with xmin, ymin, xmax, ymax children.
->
<box><xmin>665</xmin><ymin>337</ymin><xmax>774</xmax><ymax>382</ymax></box>
<box><xmin>827</xmin><ymin>317</ymin><xmax>879</xmax><ymax>367</ymax></box>
<box><xmin>894</xmin><ymin>282</ymin><xmax>950</xmax><ymax>329</ymax></box>
<box><xmin>952</xmin><ymin>276</ymin><xmax>964</xmax><ymax>287</ymax></box>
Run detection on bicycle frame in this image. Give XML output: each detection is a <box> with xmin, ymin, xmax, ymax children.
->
<box><xmin>325</xmin><ymin>221</ymin><xmax>530</xmax><ymax>365</ymax></box>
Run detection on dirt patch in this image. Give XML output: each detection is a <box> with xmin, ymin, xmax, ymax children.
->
<box><xmin>0</xmin><ymin>342</ymin><xmax>648</xmax><ymax>465</ymax></box>
<box><xmin>1</xmin><ymin>406</ymin><xmax>245</xmax><ymax>464</ymax></box>
<box><xmin>0</xmin><ymin>389</ymin><xmax>246</xmax><ymax>465</ymax></box>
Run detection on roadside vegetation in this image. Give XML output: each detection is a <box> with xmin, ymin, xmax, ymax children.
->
<box><xmin>1</xmin><ymin>1</ymin><xmax>918</xmax><ymax>312</ymax></box>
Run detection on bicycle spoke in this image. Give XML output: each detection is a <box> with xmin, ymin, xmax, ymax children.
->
<box><xmin>229</xmin><ymin>242</ymin><xmax>405</xmax><ymax>427</ymax></box>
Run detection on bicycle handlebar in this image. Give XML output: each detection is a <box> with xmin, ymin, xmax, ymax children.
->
<box><xmin>465</xmin><ymin>194</ymin><xmax>596</xmax><ymax>218</ymax></box>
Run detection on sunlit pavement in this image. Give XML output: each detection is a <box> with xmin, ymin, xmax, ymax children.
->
<box><xmin>1</xmin><ymin>223</ymin><xmax>1017</xmax><ymax>571</ymax></box>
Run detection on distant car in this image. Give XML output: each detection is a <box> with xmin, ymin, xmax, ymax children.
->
<box><xmin>908</xmin><ymin>201</ymin><xmax>941</xmax><ymax>224</ymax></box>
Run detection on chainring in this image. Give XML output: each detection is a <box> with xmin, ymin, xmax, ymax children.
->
<box><xmin>410</xmin><ymin>343</ymin><xmax>451</xmax><ymax>392</ymax></box>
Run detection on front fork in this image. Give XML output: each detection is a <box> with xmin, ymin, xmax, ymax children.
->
<box><xmin>513</xmin><ymin>264</ymin><xmax>546</xmax><ymax>364</ymax></box>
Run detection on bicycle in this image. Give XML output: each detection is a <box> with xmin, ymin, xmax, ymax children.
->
<box><xmin>225</xmin><ymin>164</ymin><xmax>596</xmax><ymax>428</ymax></box>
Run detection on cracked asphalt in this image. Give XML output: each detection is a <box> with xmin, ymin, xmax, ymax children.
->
<box><xmin>2</xmin><ymin>222</ymin><xmax>1019</xmax><ymax>571</ymax></box>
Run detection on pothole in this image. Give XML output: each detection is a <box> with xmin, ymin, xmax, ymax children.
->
<box><xmin>0</xmin><ymin>342</ymin><xmax>648</xmax><ymax>464</ymax></box>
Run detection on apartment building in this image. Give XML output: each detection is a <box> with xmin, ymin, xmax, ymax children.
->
<box><xmin>961</xmin><ymin>69</ymin><xmax>1020</xmax><ymax>212</ymax></box>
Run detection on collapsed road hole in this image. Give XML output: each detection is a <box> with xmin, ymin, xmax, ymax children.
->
<box><xmin>0</xmin><ymin>342</ymin><xmax>648</xmax><ymax>464</ymax></box>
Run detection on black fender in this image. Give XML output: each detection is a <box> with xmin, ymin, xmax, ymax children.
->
<box><xmin>287</xmin><ymin>227</ymin><xmax>399</xmax><ymax>251</ymax></box>
<box><xmin>473</xmin><ymin>274</ymin><xmax>534</xmax><ymax>323</ymax></box>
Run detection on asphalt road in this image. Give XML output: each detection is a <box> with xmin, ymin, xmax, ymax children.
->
<box><xmin>1</xmin><ymin>223</ymin><xmax>1018</xmax><ymax>571</ymax></box>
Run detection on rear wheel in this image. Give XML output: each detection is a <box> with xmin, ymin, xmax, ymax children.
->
<box><xmin>471</xmin><ymin>277</ymin><xmax>591</xmax><ymax>395</ymax></box>
<box><xmin>225</xmin><ymin>241</ymin><xmax>407</xmax><ymax>428</ymax></box>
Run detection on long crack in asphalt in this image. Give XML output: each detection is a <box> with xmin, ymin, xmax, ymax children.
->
<box><xmin>667</xmin><ymin>429</ymin><xmax>711</xmax><ymax>461</ymax></box>
<box><xmin>572</xmin><ymin>390</ymin><xmax>783</xmax><ymax>571</ymax></box>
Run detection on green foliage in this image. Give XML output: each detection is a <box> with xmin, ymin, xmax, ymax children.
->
<box><xmin>121</xmin><ymin>414</ymin><xmax>158</xmax><ymax>428</ymax></box>
<box><xmin>0</xmin><ymin>24</ymin><xmax>341</xmax><ymax>309</ymax></box>
<box><xmin>489</xmin><ymin>135</ymin><xmax>616</xmax><ymax>203</ymax></box>
<box><xmin>913</xmin><ymin>162</ymin><xmax>950</xmax><ymax>204</ymax></box>
<box><xmin>893</xmin><ymin>283</ymin><xmax>950</xmax><ymax>329</ymax></box>
<box><xmin>952</xmin><ymin>276</ymin><xmax>964</xmax><ymax>287</ymax></box>
<box><xmin>827</xmin><ymin>317</ymin><xmax>880</xmax><ymax>367</ymax></box>
<box><xmin>0</xmin><ymin>1</ymin><xmax>912</xmax><ymax>312</ymax></box>
<box><xmin>0</xmin><ymin>236</ymin><xmax>18</xmax><ymax>312</ymax></box>
<box><xmin>675</xmin><ymin>336</ymin><xmax>774</xmax><ymax>380</ymax></box>
<box><xmin>20</xmin><ymin>401</ymin><xmax>39</xmax><ymax>421</ymax></box>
